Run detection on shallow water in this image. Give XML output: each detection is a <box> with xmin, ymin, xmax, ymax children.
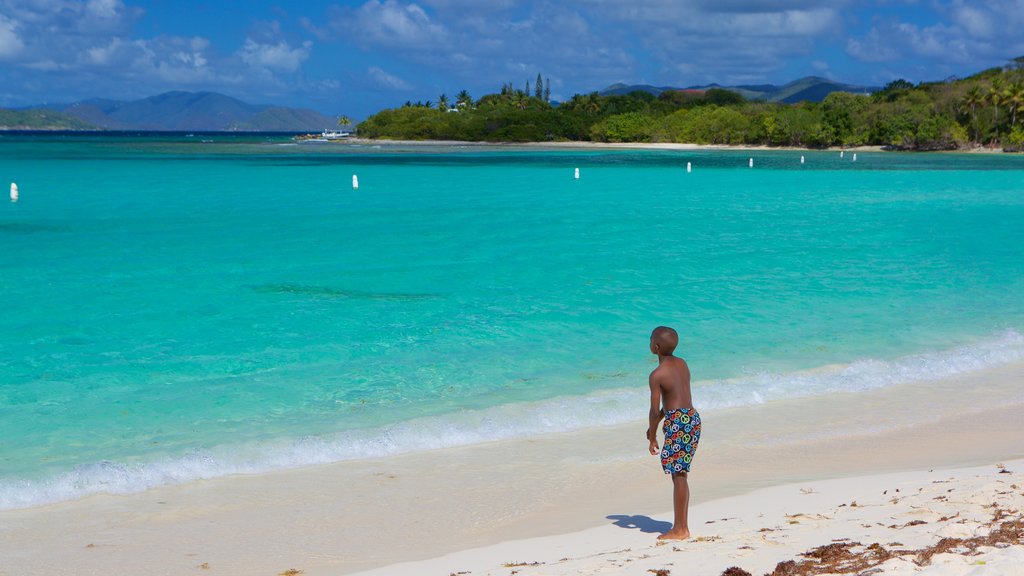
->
<box><xmin>1</xmin><ymin>134</ymin><xmax>1022</xmax><ymax>508</ymax></box>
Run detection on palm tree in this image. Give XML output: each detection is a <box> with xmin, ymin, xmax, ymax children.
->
<box><xmin>513</xmin><ymin>91</ymin><xmax>529</xmax><ymax>110</ymax></box>
<box><xmin>988</xmin><ymin>76</ymin><xmax>1006</xmax><ymax>135</ymax></box>
<box><xmin>1007</xmin><ymin>81</ymin><xmax>1024</xmax><ymax>128</ymax></box>
<box><xmin>961</xmin><ymin>85</ymin><xmax>984</xmax><ymax>142</ymax></box>
<box><xmin>337</xmin><ymin>115</ymin><xmax>351</xmax><ymax>128</ymax></box>
<box><xmin>456</xmin><ymin>89</ymin><xmax>472</xmax><ymax>108</ymax></box>
<box><xmin>437</xmin><ymin>94</ymin><xmax>449</xmax><ymax>111</ymax></box>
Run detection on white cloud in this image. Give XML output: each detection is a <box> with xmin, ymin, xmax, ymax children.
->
<box><xmin>347</xmin><ymin>0</ymin><xmax>448</xmax><ymax>49</ymax></box>
<box><xmin>846</xmin><ymin>0</ymin><xmax>1024</xmax><ymax>72</ymax></box>
<box><xmin>367</xmin><ymin>65</ymin><xmax>414</xmax><ymax>90</ymax></box>
<box><xmin>238</xmin><ymin>38</ymin><xmax>312</xmax><ymax>72</ymax></box>
<box><xmin>0</xmin><ymin>15</ymin><xmax>25</xmax><ymax>59</ymax></box>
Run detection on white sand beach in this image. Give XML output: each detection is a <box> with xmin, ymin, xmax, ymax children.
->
<box><xmin>2</xmin><ymin>362</ymin><xmax>1022</xmax><ymax>575</ymax></box>
<box><xmin>354</xmin><ymin>460</ymin><xmax>1024</xmax><ymax>576</ymax></box>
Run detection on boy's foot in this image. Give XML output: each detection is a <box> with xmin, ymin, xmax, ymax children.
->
<box><xmin>656</xmin><ymin>528</ymin><xmax>690</xmax><ymax>540</ymax></box>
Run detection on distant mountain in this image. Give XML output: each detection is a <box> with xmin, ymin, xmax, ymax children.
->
<box><xmin>601</xmin><ymin>83</ymin><xmax>681</xmax><ymax>97</ymax></box>
<box><xmin>49</xmin><ymin>91</ymin><xmax>336</xmax><ymax>131</ymax></box>
<box><xmin>600</xmin><ymin>76</ymin><xmax>880</xmax><ymax>103</ymax></box>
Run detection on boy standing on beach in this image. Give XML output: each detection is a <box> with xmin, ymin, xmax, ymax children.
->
<box><xmin>646</xmin><ymin>326</ymin><xmax>701</xmax><ymax>540</ymax></box>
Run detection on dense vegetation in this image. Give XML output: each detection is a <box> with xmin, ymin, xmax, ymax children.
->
<box><xmin>357</xmin><ymin>60</ymin><xmax>1024</xmax><ymax>151</ymax></box>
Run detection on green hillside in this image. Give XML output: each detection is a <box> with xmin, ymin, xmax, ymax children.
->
<box><xmin>0</xmin><ymin>108</ymin><xmax>96</xmax><ymax>130</ymax></box>
<box><xmin>358</xmin><ymin>60</ymin><xmax>1024</xmax><ymax>151</ymax></box>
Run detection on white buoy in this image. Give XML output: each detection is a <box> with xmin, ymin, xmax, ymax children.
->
<box><xmin>800</xmin><ymin>155</ymin><xmax>805</xmax><ymax>164</ymax></box>
<box><xmin>852</xmin><ymin>153</ymin><xmax>857</xmax><ymax>162</ymax></box>
<box><xmin>749</xmin><ymin>158</ymin><xmax>754</xmax><ymax>168</ymax></box>
<box><xmin>352</xmin><ymin>175</ymin><xmax>359</xmax><ymax>190</ymax></box>
<box><xmin>686</xmin><ymin>161</ymin><xmax>692</xmax><ymax>173</ymax></box>
<box><xmin>840</xmin><ymin>150</ymin><xmax>845</xmax><ymax>158</ymax></box>
<box><xmin>574</xmin><ymin>167</ymin><xmax>580</xmax><ymax>180</ymax></box>
<box><xmin>9</xmin><ymin>182</ymin><xmax>17</xmax><ymax>203</ymax></box>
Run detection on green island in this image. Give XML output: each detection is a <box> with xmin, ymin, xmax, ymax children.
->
<box><xmin>0</xmin><ymin>108</ymin><xmax>95</xmax><ymax>130</ymax></box>
<box><xmin>357</xmin><ymin>60</ymin><xmax>1024</xmax><ymax>152</ymax></box>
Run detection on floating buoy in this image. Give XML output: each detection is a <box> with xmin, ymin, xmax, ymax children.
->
<box><xmin>686</xmin><ymin>162</ymin><xmax>692</xmax><ymax>173</ymax></box>
<box><xmin>852</xmin><ymin>153</ymin><xmax>857</xmax><ymax>162</ymax></box>
<box><xmin>800</xmin><ymin>155</ymin><xmax>805</xmax><ymax>164</ymax></box>
<box><xmin>574</xmin><ymin>167</ymin><xmax>580</xmax><ymax>180</ymax></box>
<box><xmin>9</xmin><ymin>182</ymin><xmax>17</xmax><ymax>203</ymax></box>
<box><xmin>352</xmin><ymin>175</ymin><xmax>359</xmax><ymax>190</ymax></box>
<box><xmin>749</xmin><ymin>158</ymin><xmax>754</xmax><ymax>168</ymax></box>
<box><xmin>840</xmin><ymin>150</ymin><xmax>845</xmax><ymax>158</ymax></box>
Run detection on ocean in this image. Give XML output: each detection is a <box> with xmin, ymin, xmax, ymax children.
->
<box><xmin>1</xmin><ymin>133</ymin><xmax>1022</xmax><ymax>509</ymax></box>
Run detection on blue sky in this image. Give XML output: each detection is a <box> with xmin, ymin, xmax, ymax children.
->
<box><xmin>1</xmin><ymin>0</ymin><xmax>1023</xmax><ymax>118</ymax></box>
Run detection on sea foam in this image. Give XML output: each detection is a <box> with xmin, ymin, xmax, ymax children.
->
<box><xmin>2</xmin><ymin>330</ymin><xmax>1023</xmax><ymax>510</ymax></box>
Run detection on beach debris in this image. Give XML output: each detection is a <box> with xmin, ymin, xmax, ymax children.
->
<box><xmin>503</xmin><ymin>561</ymin><xmax>541</xmax><ymax>567</ymax></box>
<box><xmin>198</xmin><ymin>563</ymin><xmax>210</xmax><ymax>570</ymax></box>
<box><xmin>85</xmin><ymin>543</ymin><xmax>95</xmax><ymax>548</ymax></box>
<box><xmin>9</xmin><ymin>182</ymin><xmax>17</xmax><ymax>202</ymax></box>
<box><xmin>799</xmin><ymin>487</ymin><xmax>815</xmax><ymax>495</ymax></box>
<box><xmin>646</xmin><ymin>569</ymin><xmax>671</xmax><ymax>576</ymax></box>
<box><xmin>352</xmin><ymin>174</ymin><xmax>359</xmax><ymax>189</ymax></box>
<box><xmin>721</xmin><ymin>568</ymin><xmax>752</xmax><ymax>576</ymax></box>
<box><xmin>278</xmin><ymin>570</ymin><xmax>303</xmax><ymax>576</ymax></box>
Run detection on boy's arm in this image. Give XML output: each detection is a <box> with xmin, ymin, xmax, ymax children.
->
<box><xmin>647</xmin><ymin>374</ymin><xmax>664</xmax><ymax>455</ymax></box>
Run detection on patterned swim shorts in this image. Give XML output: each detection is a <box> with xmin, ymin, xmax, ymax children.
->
<box><xmin>661</xmin><ymin>407</ymin><xmax>701</xmax><ymax>475</ymax></box>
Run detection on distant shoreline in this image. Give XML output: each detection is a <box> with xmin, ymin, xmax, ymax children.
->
<box><xmin>340</xmin><ymin>137</ymin><xmax>1014</xmax><ymax>154</ymax></box>
<box><xmin>1</xmin><ymin>130</ymin><xmax>1015</xmax><ymax>154</ymax></box>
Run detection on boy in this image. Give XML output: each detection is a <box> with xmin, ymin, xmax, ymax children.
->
<box><xmin>646</xmin><ymin>326</ymin><xmax>701</xmax><ymax>540</ymax></box>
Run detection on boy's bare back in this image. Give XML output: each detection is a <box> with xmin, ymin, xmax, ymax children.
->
<box><xmin>650</xmin><ymin>355</ymin><xmax>692</xmax><ymax>412</ymax></box>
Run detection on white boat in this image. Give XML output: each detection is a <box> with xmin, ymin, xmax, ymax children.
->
<box><xmin>321</xmin><ymin>130</ymin><xmax>350</xmax><ymax>140</ymax></box>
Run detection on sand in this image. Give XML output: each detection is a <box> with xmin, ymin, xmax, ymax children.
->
<box><xmin>1</xmin><ymin>362</ymin><xmax>1022</xmax><ymax>575</ymax></box>
<box><xmin>353</xmin><ymin>459</ymin><xmax>1024</xmax><ymax>576</ymax></box>
<box><xmin>335</xmin><ymin>137</ymin><xmax>1018</xmax><ymax>154</ymax></box>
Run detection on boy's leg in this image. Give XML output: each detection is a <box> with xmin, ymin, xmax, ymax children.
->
<box><xmin>657</xmin><ymin>472</ymin><xmax>690</xmax><ymax>540</ymax></box>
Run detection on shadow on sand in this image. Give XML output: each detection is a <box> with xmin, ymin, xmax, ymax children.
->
<box><xmin>606</xmin><ymin>514</ymin><xmax>672</xmax><ymax>534</ymax></box>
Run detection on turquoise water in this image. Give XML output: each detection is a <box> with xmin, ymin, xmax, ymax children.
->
<box><xmin>1</xmin><ymin>134</ymin><xmax>1023</xmax><ymax>508</ymax></box>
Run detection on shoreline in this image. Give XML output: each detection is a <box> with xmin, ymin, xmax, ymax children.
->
<box><xmin>339</xmin><ymin>137</ymin><xmax>1016</xmax><ymax>155</ymax></box>
<box><xmin>2</xmin><ymin>361</ymin><xmax>1022</xmax><ymax>575</ymax></box>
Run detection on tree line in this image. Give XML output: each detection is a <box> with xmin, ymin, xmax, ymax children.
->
<box><xmin>355</xmin><ymin>62</ymin><xmax>1024</xmax><ymax>151</ymax></box>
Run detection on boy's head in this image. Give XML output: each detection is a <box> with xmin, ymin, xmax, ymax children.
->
<box><xmin>650</xmin><ymin>326</ymin><xmax>678</xmax><ymax>356</ymax></box>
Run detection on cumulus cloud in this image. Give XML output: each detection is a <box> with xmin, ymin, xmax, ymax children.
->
<box><xmin>346</xmin><ymin>0</ymin><xmax>448</xmax><ymax>49</ymax></box>
<box><xmin>0</xmin><ymin>15</ymin><xmax>25</xmax><ymax>59</ymax></box>
<box><xmin>0</xmin><ymin>1</ymin><xmax>331</xmax><ymax>106</ymax></box>
<box><xmin>238</xmin><ymin>38</ymin><xmax>312</xmax><ymax>72</ymax></box>
<box><xmin>367</xmin><ymin>65</ymin><xmax>414</xmax><ymax>90</ymax></box>
<box><xmin>310</xmin><ymin>0</ymin><xmax>855</xmax><ymax>94</ymax></box>
<box><xmin>845</xmin><ymin>0</ymin><xmax>1024</xmax><ymax>73</ymax></box>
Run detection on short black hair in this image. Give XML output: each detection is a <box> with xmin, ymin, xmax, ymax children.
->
<box><xmin>651</xmin><ymin>326</ymin><xmax>678</xmax><ymax>354</ymax></box>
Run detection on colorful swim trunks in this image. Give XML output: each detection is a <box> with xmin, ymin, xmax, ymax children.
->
<box><xmin>661</xmin><ymin>407</ymin><xmax>701</xmax><ymax>475</ymax></box>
